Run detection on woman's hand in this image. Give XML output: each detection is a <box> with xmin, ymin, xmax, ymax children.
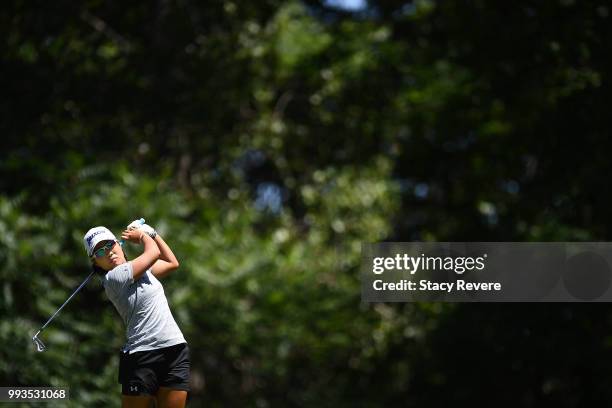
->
<box><xmin>121</xmin><ymin>228</ymin><xmax>144</xmax><ymax>244</ymax></box>
<box><xmin>127</xmin><ymin>219</ymin><xmax>157</xmax><ymax>238</ymax></box>
<box><xmin>125</xmin><ymin>229</ymin><xmax>160</xmax><ymax>280</ymax></box>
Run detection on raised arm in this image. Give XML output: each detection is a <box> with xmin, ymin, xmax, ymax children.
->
<box><xmin>125</xmin><ymin>219</ymin><xmax>180</xmax><ymax>279</ymax></box>
<box><xmin>121</xmin><ymin>229</ymin><xmax>160</xmax><ymax>280</ymax></box>
<box><xmin>150</xmin><ymin>233</ymin><xmax>180</xmax><ymax>279</ymax></box>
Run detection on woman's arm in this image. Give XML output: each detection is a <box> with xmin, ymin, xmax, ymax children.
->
<box><xmin>150</xmin><ymin>234</ymin><xmax>180</xmax><ymax>279</ymax></box>
<box><xmin>121</xmin><ymin>229</ymin><xmax>160</xmax><ymax>280</ymax></box>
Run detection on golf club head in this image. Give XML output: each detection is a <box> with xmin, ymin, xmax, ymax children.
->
<box><xmin>32</xmin><ymin>332</ymin><xmax>46</xmax><ymax>352</ymax></box>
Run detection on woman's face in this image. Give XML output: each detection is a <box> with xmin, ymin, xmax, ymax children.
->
<box><xmin>91</xmin><ymin>240</ymin><xmax>126</xmax><ymax>271</ymax></box>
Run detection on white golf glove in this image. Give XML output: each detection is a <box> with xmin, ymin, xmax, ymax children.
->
<box><xmin>127</xmin><ymin>219</ymin><xmax>157</xmax><ymax>239</ymax></box>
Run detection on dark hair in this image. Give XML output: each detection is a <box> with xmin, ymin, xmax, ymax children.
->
<box><xmin>92</xmin><ymin>263</ymin><xmax>106</xmax><ymax>275</ymax></box>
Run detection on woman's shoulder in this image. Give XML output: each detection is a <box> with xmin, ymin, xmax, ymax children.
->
<box><xmin>105</xmin><ymin>261</ymin><xmax>134</xmax><ymax>285</ymax></box>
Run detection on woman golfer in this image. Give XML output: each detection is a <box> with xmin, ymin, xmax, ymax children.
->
<box><xmin>83</xmin><ymin>220</ymin><xmax>189</xmax><ymax>408</ymax></box>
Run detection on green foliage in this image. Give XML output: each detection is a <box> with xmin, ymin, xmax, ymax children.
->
<box><xmin>2</xmin><ymin>0</ymin><xmax>612</xmax><ymax>406</ymax></box>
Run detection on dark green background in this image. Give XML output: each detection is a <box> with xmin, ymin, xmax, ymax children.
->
<box><xmin>2</xmin><ymin>0</ymin><xmax>611</xmax><ymax>406</ymax></box>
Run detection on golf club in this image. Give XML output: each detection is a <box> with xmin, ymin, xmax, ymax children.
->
<box><xmin>31</xmin><ymin>218</ymin><xmax>145</xmax><ymax>352</ymax></box>
<box><xmin>32</xmin><ymin>269</ymin><xmax>95</xmax><ymax>352</ymax></box>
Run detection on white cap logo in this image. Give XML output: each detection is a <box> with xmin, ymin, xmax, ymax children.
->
<box><xmin>83</xmin><ymin>226</ymin><xmax>118</xmax><ymax>256</ymax></box>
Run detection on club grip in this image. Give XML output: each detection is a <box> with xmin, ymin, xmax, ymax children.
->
<box><xmin>119</xmin><ymin>218</ymin><xmax>146</xmax><ymax>246</ymax></box>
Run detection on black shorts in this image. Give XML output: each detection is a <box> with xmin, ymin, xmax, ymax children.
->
<box><xmin>118</xmin><ymin>343</ymin><xmax>190</xmax><ymax>396</ymax></box>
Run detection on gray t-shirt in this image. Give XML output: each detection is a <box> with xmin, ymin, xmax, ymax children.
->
<box><xmin>102</xmin><ymin>261</ymin><xmax>186</xmax><ymax>353</ymax></box>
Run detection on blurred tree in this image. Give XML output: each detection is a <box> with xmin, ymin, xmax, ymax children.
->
<box><xmin>3</xmin><ymin>0</ymin><xmax>612</xmax><ymax>406</ymax></box>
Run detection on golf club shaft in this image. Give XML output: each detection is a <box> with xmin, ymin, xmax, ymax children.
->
<box><xmin>37</xmin><ymin>270</ymin><xmax>95</xmax><ymax>332</ymax></box>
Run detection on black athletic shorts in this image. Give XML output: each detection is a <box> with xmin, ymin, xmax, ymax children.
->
<box><xmin>118</xmin><ymin>342</ymin><xmax>190</xmax><ymax>396</ymax></box>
